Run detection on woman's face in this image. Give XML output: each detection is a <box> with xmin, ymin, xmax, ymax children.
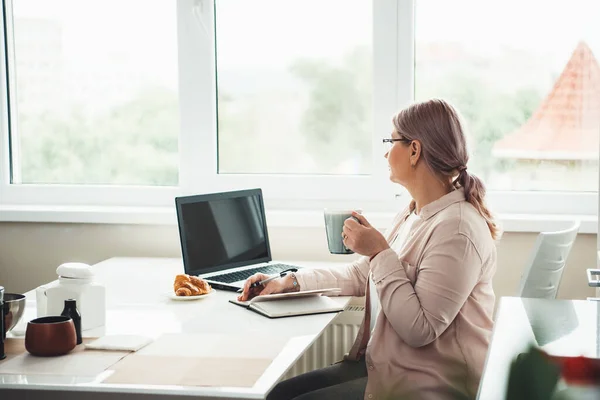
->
<box><xmin>384</xmin><ymin>131</ymin><xmax>413</xmax><ymax>185</ymax></box>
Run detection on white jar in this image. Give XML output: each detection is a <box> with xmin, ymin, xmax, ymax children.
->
<box><xmin>43</xmin><ymin>263</ymin><xmax>106</xmax><ymax>331</ymax></box>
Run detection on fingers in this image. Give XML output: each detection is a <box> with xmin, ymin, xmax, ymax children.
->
<box><xmin>242</xmin><ymin>274</ymin><xmax>259</xmax><ymax>295</ymax></box>
<box><xmin>247</xmin><ymin>286</ymin><xmax>264</xmax><ymax>300</ymax></box>
<box><xmin>342</xmin><ymin>219</ymin><xmax>358</xmax><ymax>240</ymax></box>
<box><xmin>342</xmin><ymin>225</ymin><xmax>350</xmax><ymax>237</ymax></box>
<box><xmin>344</xmin><ymin>217</ymin><xmax>363</xmax><ymax>231</ymax></box>
<box><xmin>342</xmin><ymin>212</ymin><xmax>373</xmax><ymax>252</ymax></box>
<box><xmin>239</xmin><ymin>286</ymin><xmax>262</xmax><ymax>301</ymax></box>
<box><xmin>341</xmin><ymin>227</ymin><xmax>352</xmax><ymax>247</ymax></box>
<box><xmin>238</xmin><ymin>276</ymin><xmax>284</xmax><ymax>300</ymax></box>
<box><xmin>351</xmin><ymin>211</ymin><xmax>371</xmax><ymax>227</ymax></box>
<box><xmin>238</xmin><ymin>273</ymin><xmax>270</xmax><ymax>301</ymax></box>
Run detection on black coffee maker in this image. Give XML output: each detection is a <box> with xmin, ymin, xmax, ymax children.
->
<box><xmin>1</xmin><ymin>286</ymin><xmax>5</xmax><ymax>360</ymax></box>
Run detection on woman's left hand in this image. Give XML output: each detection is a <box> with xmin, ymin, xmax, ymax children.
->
<box><xmin>342</xmin><ymin>211</ymin><xmax>390</xmax><ymax>258</ymax></box>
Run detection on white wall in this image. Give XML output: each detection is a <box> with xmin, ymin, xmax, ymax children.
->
<box><xmin>0</xmin><ymin>222</ymin><xmax>596</xmax><ymax>300</ymax></box>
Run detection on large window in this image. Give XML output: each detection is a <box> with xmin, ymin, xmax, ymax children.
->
<box><xmin>8</xmin><ymin>0</ymin><xmax>179</xmax><ymax>186</ymax></box>
<box><xmin>1</xmin><ymin>0</ymin><xmax>597</xmax><ymax>220</ymax></box>
<box><xmin>415</xmin><ymin>0</ymin><xmax>600</xmax><ymax>192</ymax></box>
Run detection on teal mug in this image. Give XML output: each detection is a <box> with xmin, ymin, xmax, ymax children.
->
<box><xmin>324</xmin><ymin>209</ymin><xmax>362</xmax><ymax>254</ymax></box>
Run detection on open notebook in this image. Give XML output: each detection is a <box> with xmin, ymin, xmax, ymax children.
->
<box><xmin>229</xmin><ymin>288</ymin><xmax>343</xmax><ymax>318</ymax></box>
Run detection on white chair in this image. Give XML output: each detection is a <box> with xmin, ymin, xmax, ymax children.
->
<box><xmin>516</xmin><ymin>221</ymin><xmax>580</xmax><ymax>299</ymax></box>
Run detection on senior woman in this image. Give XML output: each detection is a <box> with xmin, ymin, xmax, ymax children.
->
<box><xmin>239</xmin><ymin>99</ymin><xmax>499</xmax><ymax>400</ymax></box>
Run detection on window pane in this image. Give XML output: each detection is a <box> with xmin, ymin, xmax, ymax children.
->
<box><xmin>10</xmin><ymin>0</ymin><xmax>179</xmax><ymax>185</ymax></box>
<box><xmin>215</xmin><ymin>0</ymin><xmax>373</xmax><ymax>175</ymax></box>
<box><xmin>415</xmin><ymin>0</ymin><xmax>600</xmax><ymax>191</ymax></box>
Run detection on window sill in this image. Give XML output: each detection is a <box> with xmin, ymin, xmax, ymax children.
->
<box><xmin>0</xmin><ymin>204</ymin><xmax>596</xmax><ymax>234</ymax></box>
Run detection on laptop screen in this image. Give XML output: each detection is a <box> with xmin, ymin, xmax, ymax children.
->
<box><xmin>175</xmin><ymin>189</ymin><xmax>272</xmax><ymax>276</ymax></box>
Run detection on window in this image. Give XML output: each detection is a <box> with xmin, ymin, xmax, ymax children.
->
<box><xmin>215</xmin><ymin>0</ymin><xmax>373</xmax><ymax>175</ymax></box>
<box><xmin>415</xmin><ymin>0</ymin><xmax>600</xmax><ymax>192</ymax></box>
<box><xmin>8</xmin><ymin>0</ymin><xmax>179</xmax><ymax>186</ymax></box>
<box><xmin>178</xmin><ymin>0</ymin><xmax>400</xmax><ymax>205</ymax></box>
<box><xmin>1</xmin><ymin>0</ymin><xmax>597</xmax><ymax>222</ymax></box>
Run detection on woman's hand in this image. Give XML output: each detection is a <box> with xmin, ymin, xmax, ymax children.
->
<box><xmin>342</xmin><ymin>211</ymin><xmax>390</xmax><ymax>259</ymax></box>
<box><xmin>237</xmin><ymin>273</ymin><xmax>297</xmax><ymax>301</ymax></box>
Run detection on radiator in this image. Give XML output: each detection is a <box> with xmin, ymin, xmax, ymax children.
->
<box><xmin>282</xmin><ymin>304</ymin><xmax>365</xmax><ymax>380</ymax></box>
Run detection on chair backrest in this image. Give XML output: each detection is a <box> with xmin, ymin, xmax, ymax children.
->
<box><xmin>516</xmin><ymin>221</ymin><xmax>580</xmax><ymax>299</ymax></box>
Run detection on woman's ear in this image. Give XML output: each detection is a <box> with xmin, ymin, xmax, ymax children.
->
<box><xmin>410</xmin><ymin>140</ymin><xmax>422</xmax><ymax>166</ymax></box>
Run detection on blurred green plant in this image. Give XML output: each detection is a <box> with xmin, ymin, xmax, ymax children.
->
<box><xmin>506</xmin><ymin>347</ymin><xmax>561</xmax><ymax>400</ymax></box>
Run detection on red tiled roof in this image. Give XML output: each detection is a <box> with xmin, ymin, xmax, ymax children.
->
<box><xmin>493</xmin><ymin>41</ymin><xmax>600</xmax><ymax>160</ymax></box>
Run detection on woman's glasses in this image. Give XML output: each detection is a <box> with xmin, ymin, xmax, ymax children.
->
<box><xmin>382</xmin><ymin>138</ymin><xmax>411</xmax><ymax>150</ymax></box>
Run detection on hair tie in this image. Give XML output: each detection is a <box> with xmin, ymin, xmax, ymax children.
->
<box><xmin>458</xmin><ymin>165</ymin><xmax>467</xmax><ymax>173</ymax></box>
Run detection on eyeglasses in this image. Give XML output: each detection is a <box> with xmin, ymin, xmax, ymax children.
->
<box><xmin>382</xmin><ymin>138</ymin><xmax>411</xmax><ymax>149</ymax></box>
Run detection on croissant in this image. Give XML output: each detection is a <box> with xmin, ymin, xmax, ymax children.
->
<box><xmin>188</xmin><ymin>275</ymin><xmax>211</xmax><ymax>293</ymax></box>
<box><xmin>174</xmin><ymin>274</ymin><xmax>212</xmax><ymax>296</ymax></box>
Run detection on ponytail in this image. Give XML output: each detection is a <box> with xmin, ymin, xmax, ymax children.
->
<box><xmin>459</xmin><ymin>170</ymin><xmax>501</xmax><ymax>240</ymax></box>
<box><xmin>392</xmin><ymin>98</ymin><xmax>501</xmax><ymax>240</ymax></box>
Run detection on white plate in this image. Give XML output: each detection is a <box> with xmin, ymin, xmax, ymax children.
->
<box><xmin>169</xmin><ymin>289</ymin><xmax>215</xmax><ymax>301</ymax></box>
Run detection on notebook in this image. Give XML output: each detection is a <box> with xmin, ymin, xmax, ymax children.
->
<box><xmin>175</xmin><ymin>188</ymin><xmax>303</xmax><ymax>292</ymax></box>
<box><xmin>229</xmin><ymin>288</ymin><xmax>344</xmax><ymax>318</ymax></box>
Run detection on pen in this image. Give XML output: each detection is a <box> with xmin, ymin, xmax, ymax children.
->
<box><xmin>236</xmin><ymin>268</ymin><xmax>298</xmax><ymax>293</ymax></box>
<box><xmin>250</xmin><ymin>274</ymin><xmax>282</xmax><ymax>289</ymax></box>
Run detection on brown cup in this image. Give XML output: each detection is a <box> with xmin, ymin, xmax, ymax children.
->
<box><xmin>25</xmin><ymin>316</ymin><xmax>77</xmax><ymax>357</ymax></box>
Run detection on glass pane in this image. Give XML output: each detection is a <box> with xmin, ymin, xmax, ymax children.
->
<box><xmin>10</xmin><ymin>0</ymin><xmax>179</xmax><ymax>185</ymax></box>
<box><xmin>215</xmin><ymin>0</ymin><xmax>373</xmax><ymax>175</ymax></box>
<box><xmin>415</xmin><ymin>0</ymin><xmax>600</xmax><ymax>191</ymax></box>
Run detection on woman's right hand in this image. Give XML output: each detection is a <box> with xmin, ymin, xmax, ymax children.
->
<box><xmin>237</xmin><ymin>273</ymin><xmax>286</xmax><ymax>302</ymax></box>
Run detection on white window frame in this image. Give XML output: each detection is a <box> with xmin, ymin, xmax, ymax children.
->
<box><xmin>177</xmin><ymin>0</ymin><xmax>406</xmax><ymax>211</ymax></box>
<box><xmin>0</xmin><ymin>0</ymin><xmax>180</xmax><ymax>208</ymax></box>
<box><xmin>0</xmin><ymin>0</ymin><xmax>597</xmax><ymax>226</ymax></box>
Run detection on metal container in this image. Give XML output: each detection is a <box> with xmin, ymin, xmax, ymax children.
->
<box><xmin>3</xmin><ymin>293</ymin><xmax>26</xmax><ymax>334</ymax></box>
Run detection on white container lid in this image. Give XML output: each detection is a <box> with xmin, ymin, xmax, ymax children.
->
<box><xmin>56</xmin><ymin>262</ymin><xmax>94</xmax><ymax>279</ymax></box>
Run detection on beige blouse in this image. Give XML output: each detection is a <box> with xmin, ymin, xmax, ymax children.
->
<box><xmin>296</xmin><ymin>189</ymin><xmax>497</xmax><ymax>400</ymax></box>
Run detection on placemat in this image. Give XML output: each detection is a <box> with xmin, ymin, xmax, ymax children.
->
<box><xmin>0</xmin><ymin>338</ymin><xmax>129</xmax><ymax>376</ymax></box>
<box><xmin>103</xmin><ymin>355</ymin><xmax>273</xmax><ymax>387</ymax></box>
<box><xmin>102</xmin><ymin>333</ymin><xmax>291</xmax><ymax>387</ymax></box>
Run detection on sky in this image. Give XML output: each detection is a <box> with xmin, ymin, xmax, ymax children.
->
<box><xmin>217</xmin><ymin>0</ymin><xmax>600</xmax><ymax>70</ymax></box>
<box><xmin>417</xmin><ymin>0</ymin><xmax>600</xmax><ymax>70</ymax></box>
<box><xmin>13</xmin><ymin>0</ymin><xmax>179</xmax><ymax>88</ymax></box>
<box><xmin>12</xmin><ymin>0</ymin><xmax>600</xmax><ymax>89</ymax></box>
<box><xmin>215</xmin><ymin>0</ymin><xmax>372</xmax><ymax>68</ymax></box>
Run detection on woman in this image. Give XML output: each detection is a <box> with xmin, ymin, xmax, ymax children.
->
<box><xmin>239</xmin><ymin>99</ymin><xmax>499</xmax><ymax>400</ymax></box>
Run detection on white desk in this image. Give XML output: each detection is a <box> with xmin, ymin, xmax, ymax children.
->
<box><xmin>478</xmin><ymin>297</ymin><xmax>600</xmax><ymax>399</ymax></box>
<box><xmin>0</xmin><ymin>257</ymin><xmax>353</xmax><ymax>400</ymax></box>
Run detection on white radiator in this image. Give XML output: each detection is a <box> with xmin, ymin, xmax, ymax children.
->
<box><xmin>282</xmin><ymin>304</ymin><xmax>365</xmax><ymax>380</ymax></box>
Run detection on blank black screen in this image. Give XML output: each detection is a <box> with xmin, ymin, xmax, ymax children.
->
<box><xmin>178</xmin><ymin>192</ymin><xmax>270</xmax><ymax>275</ymax></box>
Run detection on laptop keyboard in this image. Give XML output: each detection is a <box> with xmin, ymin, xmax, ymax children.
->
<box><xmin>208</xmin><ymin>264</ymin><xmax>301</xmax><ymax>284</ymax></box>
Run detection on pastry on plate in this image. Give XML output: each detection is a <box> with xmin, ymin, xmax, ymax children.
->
<box><xmin>174</xmin><ymin>274</ymin><xmax>212</xmax><ymax>296</ymax></box>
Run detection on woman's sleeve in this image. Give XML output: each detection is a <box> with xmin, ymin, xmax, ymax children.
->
<box><xmin>296</xmin><ymin>209</ymin><xmax>406</xmax><ymax>297</ymax></box>
<box><xmin>295</xmin><ymin>256</ymin><xmax>370</xmax><ymax>296</ymax></box>
<box><xmin>370</xmin><ymin>232</ymin><xmax>483</xmax><ymax>347</ymax></box>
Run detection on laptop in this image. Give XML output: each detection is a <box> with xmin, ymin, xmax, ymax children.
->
<box><xmin>175</xmin><ymin>188</ymin><xmax>302</xmax><ymax>292</ymax></box>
